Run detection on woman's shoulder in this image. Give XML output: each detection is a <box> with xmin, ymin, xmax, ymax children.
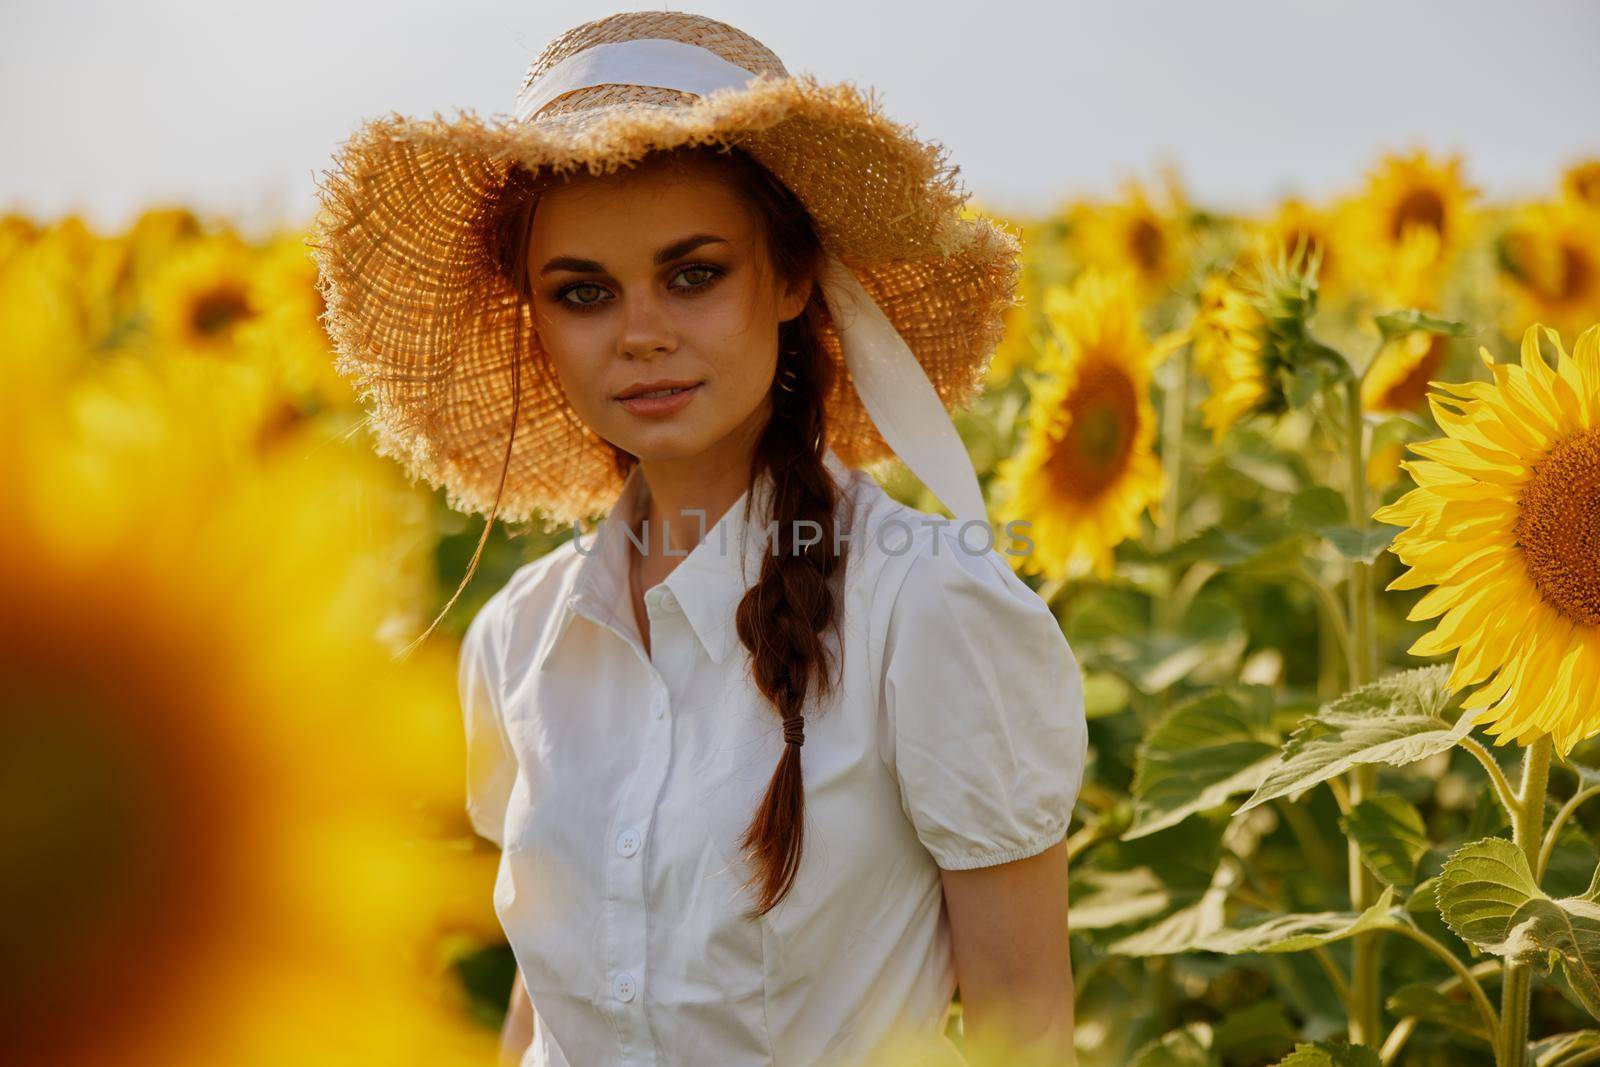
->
<box><xmin>462</xmin><ymin>537</ymin><xmax>587</xmax><ymax>653</ymax></box>
<box><xmin>838</xmin><ymin>469</ymin><xmax>1036</xmax><ymax>616</ymax></box>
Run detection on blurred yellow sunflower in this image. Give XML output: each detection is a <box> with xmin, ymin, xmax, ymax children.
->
<box><xmin>995</xmin><ymin>269</ymin><xmax>1165</xmax><ymax>582</ymax></box>
<box><xmin>1075</xmin><ymin>174</ymin><xmax>1190</xmax><ymax>300</ymax></box>
<box><xmin>0</xmin><ymin>354</ymin><xmax>504</xmax><ymax>1065</ymax></box>
<box><xmin>1561</xmin><ymin>159</ymin><xmax>1600</xmax><ymax>212</ymax></box>
<box><xmin>1344</xmin><ymin>150</ymin><xmax>1479</xmax><ymax>297</ymax></box>
<box><xmin>1191</xmin><ymin>271</ymin><xmax>1274</xmax><ymax>442</ymax></box>
<box><xmin>988</xmin><ymin>293</ymin><xmax>1041</xmax><ymax>385</ymax></box>
<box><xmin>1252</xmin><ymin>198</ymin><xmax>1343</xmax><ymax>295</ymax></box>
<box><xmin>145</xmin><ymin>232</ymin><xmax>264</xmax><ymax>357</ymax></box>
<box><xmin>0</xmin><ymin>211</ymin><xmax>39</xmax><ymax>266</ymax></box>
<box><xmin>0</xmin><ymin>216</ymin><xmax>127</xmax><ymax>363</ymax></box>
<box><xmin>1497</xmin><ymin>201</ymin><xmax>1600</xmax><ymax>341</ymax></box>
<box><xmin>1373</xmin><ymin>323</ymin><xmax>1600</xmax><ymax>755</ymax></box>
<box><xmin>239</xmin><ymin>230</ymin><xmax>352</xmax><ymax>411</ymax></box>
<box><xmin>1363</xmin><ymin>331</ymin><xmax>1455</xmax><ymax>415</ymax></box>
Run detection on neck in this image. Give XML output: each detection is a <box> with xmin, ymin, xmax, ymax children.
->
<box><xmin>633</xmin><ymin>424</ymin><xmax>765</xmax><ymax>566</ymax></box>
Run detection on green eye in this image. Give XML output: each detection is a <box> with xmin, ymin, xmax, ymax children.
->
<box><xmin>562</xmin><ymin>283</ymin><xmax>606</xmax><ymax>307</ymax></box>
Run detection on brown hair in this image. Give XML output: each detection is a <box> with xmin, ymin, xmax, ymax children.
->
<box><xmin>439</xmin><ymin>142</ymin><xmax>846</xmax><ymax>917</ymax></box>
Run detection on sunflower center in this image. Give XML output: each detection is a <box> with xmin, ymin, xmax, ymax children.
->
<box><xmin>1048</xmin><ymin>359</ymin><xmax>1138</xmax><ymax>497</ymax></box>
<box><xmin>1573</xmin><ymin>167</ymin><xmax>1600</xmax><ymax>208</ymax></box>
<box><xmin>1391</xmin><ymin>189</ymin><xmax>1447</xmax><ymax>240</ymax></box>
<box><xmin>1380</xmin><ymin>335</ymin><xmax>1450</xmax><ymax>412</ymax></box>
<box><xmin>1128</xmin><ymin>218</ymin><xmax>1165</xmax><ymax>273</ymax></box>
<box><xmin>1516</xmin><ymin>427</ymin><xmax>1600</xmax><ymax>627</ymax></box>
<box><xmin>1557</xmin><ymin>242</ymin><xmax>1594</xmax><ymax>303</ymax></box>
<box><xmin>189</xmin><ymin>285</ymin><xmax>254</xmax><ymax>338</ymax></box>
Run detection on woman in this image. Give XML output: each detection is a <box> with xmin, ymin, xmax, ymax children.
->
<box><xmin>313</xmin><ymin>12</ymin><xmax>1087</xmax><ymax>1066</ymax></box>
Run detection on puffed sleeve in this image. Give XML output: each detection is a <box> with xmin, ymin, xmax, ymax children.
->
<box><xmin>458</xmin><ymin>586</ymin><xmax>517</xmax><ymax>848</ymax></box>
<box><xmin>879</xmin><ymin>534</ymin><xmax>1088</xmax><ymax>870</ymax></box>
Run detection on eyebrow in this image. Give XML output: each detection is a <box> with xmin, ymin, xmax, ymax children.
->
<box><xmin>538</xmin><ymin>234</ymin><xmax>731</xmax><ymax>276</ymax></box>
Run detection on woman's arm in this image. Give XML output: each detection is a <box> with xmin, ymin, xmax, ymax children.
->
<box><xmin>499</xmin><ymin>967</ymin><xmax>533</xmax><ymax>1067</ymax></box>
<box><xmin>940</xmin><ymin>838</ymin><xmax>1076</xmax><ymax>1067</ymax></box>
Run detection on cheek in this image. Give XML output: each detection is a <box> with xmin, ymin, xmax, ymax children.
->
<box><xmin>534</xmin><ymin>313</ymin><xmax>609</xmax><ymax>410</ymax></box>
<box><xmin>688</xmin><ymin>286</ymin><xmax>781</xmax><ymax>390</ymax></box>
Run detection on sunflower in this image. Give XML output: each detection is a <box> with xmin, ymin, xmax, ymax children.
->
<box><xmin>238</xmin><ymin>231</ymin><xmax>353</xmax><ymax>412</ymax></box>
<box><xmin>1363</xmin><ymin>330</ymin><xmax>1455</xmax><ymax>415</ymax></box>
<box><xmin>1373</xmin><ymin>323</ymin><xmax>1600</xmax><ymax>755</ymax></box>
<box><xmin>1497</xmin><ymin>201</ymin><xmax>1600</xmax><ymax>342</ymax></box>
<box><xmin>1074</xmin><ymin>174</ymin><xmax>1190</xmax><ymax>300</ymax></box>
<box><xmin>994</xmin><ymin>269</ymin><xmax>1165</xmax><ymax>582</ymax></box>
<box><xmin>0</xmin><ymin>211</ymin><xmax>39</xmax><ymax>267</ymax></box>
<box><xmin>0</xmin><ymin>354</ymin><xmax>503</xmax><ymax>1065</ymax></box>
<box><xmin>144</xmin><ymin>232</ymin><xmax>264</xmax><ymax>357</ymax></box>
<box><xmin>1561</xmin><ymin>159</ymin><xmax>1600</xmax><ymax>213</ymax></box>
<box><xmin>1343</xmin><ymin>150</ymin><xmax>1479</xmax><ymax>298</ymax></box>
<box><xmin>1191</xmin><ymin>271</ymin><xmax>1275</xmax><ymax>442</ymax></box>
<box><xmin>1252</xmin><ymin>198</ymin><xmax>1343</xmax><ymax>296</ymax></box>
<box><xmin>0</xmin><ymin>217</ymin><xmax>128</xmax><ymax>362</ymax></box>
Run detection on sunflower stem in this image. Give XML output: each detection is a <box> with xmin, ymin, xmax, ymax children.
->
<box><xmin>1498</xmin><ymin>734</ymin><xmax>1553</xmax><ymax>1067</ymax></box>
<box><xmin>1340</xmin><ymin>375</ymin><xmax>1384</xmax><ymax>1048</ymax></box>
<box><xmin>1154</xmin><ymin>341</ymin><xmax>1193</xmax><ymax>645</ymax></box>
<box><xmin>1458</xmin><ymin>735</ymin><xmax>1522</xmax><ymax>823</ymax></box>
<box><xmin>1537</xmin><ymin>782</ymin><xmax>1600</xmax><ymax>883</ymax></box>
<box><xmin>1292</xmin><ymin>561</ymin><xmax>1353</xmax><ymax>683</ymax></box>
<box><xmin>1156</xmin><ymin>340</ymin><xmax>1191</xmax><ymax>557</ymax></box>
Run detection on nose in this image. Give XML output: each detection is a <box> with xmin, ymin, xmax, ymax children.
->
<box><xmin>618</xmin><ymin>290</ymin><xmax>676</xmax><ymax>361</ymax></box>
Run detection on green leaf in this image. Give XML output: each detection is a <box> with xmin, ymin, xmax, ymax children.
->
<box><xmin>1236</xmin><ymin>664</ymin><xmax>1475</xmax><ymax>813</ymax></box>
<box><xmin>1289</xmin><ymin>486</ymin><xmax>1348</xmax><ymax>528</ymax></box>
<box><xmin>1385</xmin><ymin>982</ymin><xmax>1491</xmax><ymax>1042</ymax></box>
<box><xmin>1272</xmin><ymin>1040</ymin><xmax>1381</xmax><ymax>1066</ymax></box>
<box><xmin>1211</xmin><ymin>1000</ymin><xmax>1299</xmax><ymax>1064</ymax></box>
<box><xmin>1157</xmin><ymin>521</ymin><xmax>1306</xmax><ymax>573</ymax></box>
<box><xmin>1374</xmin><ymin>308</ymin><xmax>1471</xmax><ymax>341</ymax></box>
<box><xmin>1532</xmin><ymin>1030</ymin><xmax>1600</xmax><ymax>1066</ymax></box>
<box><xmin>1129</xmin><ymin>1023</ymin><xmax>1220</xmax><ymax>1067</ymax></box>
<box><xmin>1108</xmin><ymin>864</ymin><xmax>1236</xmax><ymax>956</ymax></box>
<box><xmin>1288</xmin><ymin>488</ymin><xmax>1399</xmax><ymax>563</ymax></box>
<box><xmin>1340</xmin><ymin>795</ymin><xmax>1430</xmax><ymax>890</ymax></box>
<box><xmin>1436</xmin><ymin>837</ymin><xmax>1600</xmax><ymax>1019</ymax></box>
<box><xmin>1195</xmin><ymin>885</ymin><xmax>1400</xmax><ymax>955</ymax></box>
<box><xmin>1407</xmin><ymin>875</ymin><xmax>1441</xmax><ymax>915</ymax></box>
<box><xmin>1126</xmin><ymin>689</ymin><xmax>1282</xmax><ymax>839</ymax></box>
<box><xmin>1083</xmin><ymin>670</ymin><xmax>1131</xmax><ymax>720</ymax></box>
<box><xmin>1068</xmin><ymin>866</ymin><xmax>1175</xmax><ymax>931</ymax></box>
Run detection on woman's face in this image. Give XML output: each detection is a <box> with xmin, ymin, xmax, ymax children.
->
<box><xmin>526</xmin><ymin>155</ymin><xmax>811</xmax><ymax>464</ymax></box>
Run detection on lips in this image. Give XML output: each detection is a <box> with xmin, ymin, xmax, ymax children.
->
<box><xmin>616</xmin><ymin>379</ymin><xmax>701</xmax><ymax>400</ymax></box>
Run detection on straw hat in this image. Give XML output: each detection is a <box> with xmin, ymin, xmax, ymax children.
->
<box><xmin>310</xmin><ymin>10</ymin><xmax>1019</xmax><ymax>527</ymax></box>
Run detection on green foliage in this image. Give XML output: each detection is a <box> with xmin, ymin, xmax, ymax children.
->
<box><xmin>1237</xmin><ymin>664</ymin><xmax>1474</xmax><ymax>813</ymax></box>
<box><xmin>1386</xmin><ymin>982</ymin><xmax>1492</xmax><ymax>1043</ymax></box>
<box><xmin>1436</xmin><ymin>837</ymin><xmax>1600</xmax><ymax>1019</ymax></box>
<box><xmin>1271</xmin><ymin>1040</ymin><xmax>1381</xmax><ymax>1066</ymax></box>
<box><xmin>1288</xmin><ymin>486</ymin><xmax>1397</xmax><ymax>563</ymax></box>
<box><xmin>1341</xmin><ymin>794</ymin><xmax>1431</xmax><ymax>889</ymax></box>
<box><xmin>1128</xmin><ymin>1023</ymin><xmax>1218</xmax><ymax>1067</ymax></box>
<box><xmin>1126</xmin><ymin>688</ymin><xmax>1281</xmax><ymax>839</ymax></box>
<box><xmin>1372</xmin><ymin>308</ymin><xmax>1471</xmax><ymax>342</ymax></box>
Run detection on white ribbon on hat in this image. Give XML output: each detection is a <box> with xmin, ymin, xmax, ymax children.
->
<box><xmin>516</xmin><ymin>37</ymin><xmax>989</xmax><ymax>531</ymax></box>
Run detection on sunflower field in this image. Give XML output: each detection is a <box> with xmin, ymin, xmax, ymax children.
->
<box><xmin>3</xmin><ymin>149</ymin><xmax>1598</xmax><ymax>1067</ymax></box>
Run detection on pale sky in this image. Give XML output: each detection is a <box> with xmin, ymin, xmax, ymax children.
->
<box><xmin>3</xmin><ymin>1</ymin><xmax>1596</xmax><ymax>235</ymax></box>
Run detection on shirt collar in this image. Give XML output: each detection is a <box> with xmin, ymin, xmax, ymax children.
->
<box><xmin>537</xmin><ymin>446</ymin><xmax>853</xmax><ymax>670</ymax></box>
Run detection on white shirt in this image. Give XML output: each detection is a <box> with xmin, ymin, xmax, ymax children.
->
<box><xmin>458</xmin><ymin>446</ymin><xmax>1088</xmax><ymax>1067</ymax></box>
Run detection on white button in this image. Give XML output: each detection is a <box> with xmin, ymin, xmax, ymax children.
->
<box><xmin>611</xmin><ymin>972</ymin><xmax>636</xmax><ymax>1002</ymax></box>
<box><xmin>616</xmin><ymin>828</ymin><xmax>641</xmax><ymax>857</ymax></box>
<box><xmin>653</xmin><ymin>692</ymin><xmax>667</xmax><ymax>719</ymax></box>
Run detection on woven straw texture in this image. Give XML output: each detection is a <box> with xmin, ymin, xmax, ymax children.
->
<box><xmin>310</xmin><ymin>10</ymin><xmax>1020</xmax><ymax>525</ymax></box>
